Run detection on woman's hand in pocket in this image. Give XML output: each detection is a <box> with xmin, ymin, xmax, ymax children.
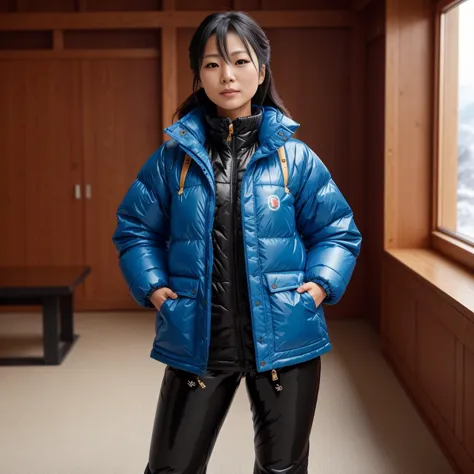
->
<box><xmin>150</xmin><ymin>287</ymin><xmax>178</xmax><ymax>311</ymax></box>
<box><xmin>296</xmin><ymin>282</ymin><xmax>327</xmax><ymax>308</ymax></box>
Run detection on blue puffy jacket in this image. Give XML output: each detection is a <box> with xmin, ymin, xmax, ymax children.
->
<box><xmin>112</xmin><ymin>106</ymin><xmax>362</xmax><ymax>376</ymax></box>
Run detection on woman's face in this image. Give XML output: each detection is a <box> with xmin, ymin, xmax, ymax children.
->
<box><xmin>199</xmin><ymin>32</ymin><xmax>265</xmax><ymax>120</ymax></box>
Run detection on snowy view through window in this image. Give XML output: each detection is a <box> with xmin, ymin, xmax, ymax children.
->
<box><xmin>458</xmin><ymin>0</ymin><xmax>474</xmax><ymax>241</ymax></box>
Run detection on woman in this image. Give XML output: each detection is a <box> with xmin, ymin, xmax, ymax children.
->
<box><xmin>113</xmin><ymin>10</ymin><xmax>362</xmax><ymax>474</ymax></box>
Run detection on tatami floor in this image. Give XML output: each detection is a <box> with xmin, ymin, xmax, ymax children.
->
<box><xmin>0</xmin><ymin>311</ymin><xmax>454</xmax><ymax>474</ymax></box>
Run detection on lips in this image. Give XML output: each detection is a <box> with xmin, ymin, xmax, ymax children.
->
<box><xmin>221</xmin><ymin>89</ymin><xmax>239</xmax><ymax>94</ymax></box>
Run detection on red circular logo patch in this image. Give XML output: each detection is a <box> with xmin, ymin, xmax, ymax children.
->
<box><xmin>268</xmin><ymin>195</ymin><xmax>280</xmax><ymax>211</ymax></box>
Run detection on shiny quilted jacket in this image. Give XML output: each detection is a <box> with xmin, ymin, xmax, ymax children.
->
<box><xmin>112</xmin><ymin>106</ymin><xmax>362</xmax><ymax>376</ymax></box>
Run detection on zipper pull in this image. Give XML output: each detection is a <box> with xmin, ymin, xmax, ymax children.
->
<box><xmin>196</xmin><ymin>376</ymin><xmax>206</xmax><ymax>389</ymax></box>
<box><xmin>227</xmin><ymin>122</ymin><xmax>234</xmax><ymax>142</ymax></box>
<box><xmin>271</xmin><ymin>369</ymin><xmax>283</xmax><ymax>393</ymax></box>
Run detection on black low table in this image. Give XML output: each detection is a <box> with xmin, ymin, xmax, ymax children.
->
<box><xmin>0</xmin><ymin>266</ymin><xmax>90</xmax><ymax>365</ymax></box>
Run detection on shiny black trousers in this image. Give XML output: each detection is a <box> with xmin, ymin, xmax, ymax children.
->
<box><xmin>145</xmin><ymin>357</ymin><xmax>321</xmax><ymax>474</ymax></box>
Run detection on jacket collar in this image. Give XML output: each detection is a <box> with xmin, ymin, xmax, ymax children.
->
<box><xmin>205</xmin><ymin>106</ymin><xmax>262</xmax><ymax>151</ymax></box>
<box><xmin>164</xmin><ymin>105</ymin><xmax>300</xmax><ymax>161</ymax></box>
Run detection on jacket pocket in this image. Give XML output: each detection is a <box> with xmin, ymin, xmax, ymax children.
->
<box><xmin>264</xmin><ymin>271</ymin><xmax>323</xmax><ymax>353</ymax></box>
<box><xmin>154</xmin><ymin>275</ymin><xmax>200</xmax><ymax>359</ymax></box>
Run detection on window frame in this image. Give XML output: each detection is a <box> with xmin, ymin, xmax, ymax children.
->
<box><xmin>433</xmin><ymin>0</ymin><xmax>474</xmax><ymax>271</ymax></box>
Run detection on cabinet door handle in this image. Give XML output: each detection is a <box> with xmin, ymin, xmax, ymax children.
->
<box><xmin>85</xmin><ymin>184</ymin><xmax>92</xmax><ymax>200</ymax></box>
<box><xmin>74</xmin><ymin>184</ymin><xmax>81</xmax><ymax>200</ymax></box>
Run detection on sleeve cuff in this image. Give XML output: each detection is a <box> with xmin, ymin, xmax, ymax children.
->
<box><xmin>311</xmin><ymin>277</ymin><xmax>332</xmax><ymax>303</ymax></box>
<box><xmin>144</xmin><ymin>285</ymin><xmax>164</xmax><ymax>309</ymax></box>
<box><xmin>306</xmin><ymin>264</ymin><xmax>346</xmax><ymax>305</ymax></box>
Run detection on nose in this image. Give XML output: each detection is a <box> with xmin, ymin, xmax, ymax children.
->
<box><xmin>220</xmin><ymin>63</ymin><xmax>235</xmax><ymax>83</ymax></box>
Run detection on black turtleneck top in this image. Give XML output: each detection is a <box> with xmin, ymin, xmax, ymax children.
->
<box><xmin>205</xmin><ymin>107</ymin><xmax>263</xmax><ymax>372</ymax></box>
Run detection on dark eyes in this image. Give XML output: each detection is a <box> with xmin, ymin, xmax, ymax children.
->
<box><xmin>204</xmin><ymin>59</ymin><xmax>250</xmax><ymax>68</ymax></box>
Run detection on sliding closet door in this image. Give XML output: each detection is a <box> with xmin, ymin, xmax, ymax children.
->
<box><xmin>0</xmin><ymin>60</ymin><xmax>84</xmax><ymax>269</ymax></box>
<box><xmin>80</xmin><ymin>58</ymin><xmax>161</xmax><ymax>310</ymax></box>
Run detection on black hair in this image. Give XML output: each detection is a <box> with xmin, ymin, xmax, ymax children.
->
<box><xmin>173</xmin><ymin>11</ymin><xmax>291</xmax><ymax>121</ymax></box>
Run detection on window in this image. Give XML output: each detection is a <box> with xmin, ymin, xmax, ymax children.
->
<box><xmin>435</xmin><ymin>0</ymin><xmax>474</xmax><ymax>267</ymax></box>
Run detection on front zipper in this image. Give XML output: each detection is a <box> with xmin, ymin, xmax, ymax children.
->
<box><xmin>228</xmin><ymin>121</ymin><xmax>246</xmax><ymax>369</ymax></box>
<box><xmin>227</xmin><ymin>122</ymin><xmax>234</xmax><ymax>142</ymax></box>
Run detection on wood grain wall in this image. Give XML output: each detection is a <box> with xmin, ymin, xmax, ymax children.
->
<box><xmin>80</xmin><ymin>58</ymin><xmax>161</xmax><ymax>310</ymax></box>
<box><xmin>0</xmin><ymin>60</ymin><xmax>84</xmax><ymax>268</ymax></box>
<box><xmin>383</xmin><ymin>253</ymin><xmax>474</xmax><ymax>474</ymax></box>
<box><xmin>385</xmin><ymin>0</ymin><xmax>433</xmax><ymax>250</ymax></box>
<box><xmin>363</xmin><ymin>0</ymin><xmax>385</xmax><ymax>329</ymax></box>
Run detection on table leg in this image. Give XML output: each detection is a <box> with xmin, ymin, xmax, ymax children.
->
<box><xmin>42</xmin><ymin>296</ymin><xmax>60</xmax><ymax>365</ymax></box>
<box><xmin>60</xmin><ymin>294</ymin><xmax>74</xmax><ymax>342</ymax></box>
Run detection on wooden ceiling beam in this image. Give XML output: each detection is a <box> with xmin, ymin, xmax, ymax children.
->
<box><xmin>0</xmin><ymin>10</ymin><xmax>352</xmax><ymax>31</ymax></box>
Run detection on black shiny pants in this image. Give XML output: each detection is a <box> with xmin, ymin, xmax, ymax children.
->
<box><xmin>145</xmin><ymin>357</ymin><xmax>321</xmax><ymax>474</ymax></box>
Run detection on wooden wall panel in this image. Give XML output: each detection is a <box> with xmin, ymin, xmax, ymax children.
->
<box><xmin>233</xmin><ymin>0</ymin><xmax>261</xmax><ymax>9</ymax></box>
<box><xmin>384</xmin><ymin>266</ymin><xmax>416</xmax><ymax>371</ymax></box>
<box><xmin>85</xmin><ymin>0</ymin><xmax>160</xmax><ymax>10</ymax></box>
<box><xmin>266</xmin><ymin>28</ymin><xmax>350</xmax><ymax>185</ymax></box>
<box><xmin>455</xmin><ymin>340</ymin><xmax>464</xmax><ymax>441</ymax></box>
<box><xmin>176</xmin><ymin>0</ymin><xmax>232</xmax><ymax>10</ymax></box>
<box><xmin>64</xmin><ymin>29</ymin><xmax>159</xmax><ymax>49</ymax></box>
<box><xmin>383</xmin><ymin>254</ymin><xmax>474</xmax><ymax>474</ymax></box>
<box><xmin>349</xmin><ymin>12</ymin><xmax>366</xmax><ymax>326</ymax></box>
<box><xmin>177</xmin><ymin>28</ymin><xmax>194</xmax><ymax>111</ymax></box>
<box><xmin>0</xmin><ymin>61</ymin><xmax>27</xmax><ymax>266</ymax></box>
<box><xmin>0</xmin><ymin>60</ymin><xmax>84</xmax><ymax>268</ymax></box>
<box><xmin>365</xmin><ymin>34</ymin><xmax>385</xmax><ymax>329</ymax></box>
<box><xmin>0</xmin><ymin>0</ymin><xmax>15</xmax><ymax>12</ymax></box>
<box><xmin>385</xmin><ymin>0</ymin><xmax>433</xmax><ymax>249</ymax></box>
<box><xmin>0</xmin><ymin>31</ymin><xmax>52</xmax><ymax>49</ymax></box>
<box><xmin>23</xmin><ymin>61</ymin><xmax>84</xmax><ymax>267</ymax></box>
<box><xmin>80</xmin><ymin>58</ymin><xmax>161</xmax><ymax>310</ymax></box>
<box><xmin>161</xmin><ymin>0</ymin><xmax>177</xmax><ymax>137</ymax></box>
<box><xmin>10</xmin><ymin>0</ymin><xmax>161</xmax><ymax>11</ymax></box>
<box><xmin>417</xmin><ymin>309</ymin><xmax>456</xmax><ymax>430</ymax></box>
<box><xmin>465</xmin><ymin>347</ymin><xmax>474</xmax><ymax>460</ymax></box>
<box><xmin>162</xmin><ymin>27</ymin><xmax>178</xmax><ymax>131</ymax></box>
<box><xmin>16</xmin><ymin>0</ymin><xmax>76</xmax><ymax>11</ymax></box>
<box><xmin>364</xmin><ymin>0</ymin><xmax>385</xmax><ymax>42</ymax></box>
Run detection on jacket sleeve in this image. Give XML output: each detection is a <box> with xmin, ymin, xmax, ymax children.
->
<box><xmin>294</xmin><ymin>147</ymin><xmax>362</xmax><ymax>305</ymax></box>
<box><xmin>112</xmin><ymin>144</ymin><xmax>171</xmax><ymax>308</ymax></box>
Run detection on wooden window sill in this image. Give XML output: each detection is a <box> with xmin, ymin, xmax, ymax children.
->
<box><xmin>385</xmin><ymin>248</ymin><xmax>474</xmax><ymax>322</ymax></box>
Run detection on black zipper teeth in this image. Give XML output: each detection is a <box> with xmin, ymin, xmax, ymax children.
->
<box><xmin>229</xmin><ymin>131</ymin><xmax>246</xmax><ymax>368</ymax></box>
